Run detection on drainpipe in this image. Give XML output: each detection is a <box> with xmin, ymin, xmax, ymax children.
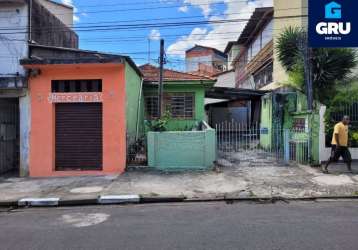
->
<box><xmin>135</xmin><ymin>78</ymin><xmax>144</xmax><ymax>142</ymax></box>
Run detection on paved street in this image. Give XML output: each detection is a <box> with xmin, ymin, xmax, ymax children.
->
<box><xmin>1</xmin><ymin>201</ymin><xmax>358</xmax><ymax>250</ymax></box>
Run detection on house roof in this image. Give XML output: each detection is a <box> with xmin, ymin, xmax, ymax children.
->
<box><xmin>224</xmin><ymin>41</ymin><xmax>238</xmax><ymax>54</ymax></box>
<box><xmin>0</xmin><ymin>0</ymin><xmax>26</xmax><ymax>4</ymax></box>
<box><xmin>186</xmin><ymin>45</ymin><xmax>227</xmax><ymax>58</ymax></box>
<box><xmin>237</xmin><ymin>7</ymin><xmax>273</xmax><ymax>45</ymax></box>
<box><xmin>139</xmin><ymin>64</ymin><xmax>214</xmax><ymax>83</ymax></box>
<box><xmin>205</xmin><ymin>87</ymin><xmax>268</xmax><ymax>101</ymax></box>
<box><xmin>212</xmin><ymin>69</ymin><xmax>234</xmax><ymax>77</ymax></box>
<box><xmin>20</xmin><ymin>44</ymin><xmax>143</xmax><ymax>77</ymax></box>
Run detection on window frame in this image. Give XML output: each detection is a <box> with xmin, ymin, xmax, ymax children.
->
<box><xmin>144</xmin><ymin>95</ymin><xmax>160</xmax><ymax>120</ymax></box>
<box><xmin>164</xmin><ymin>92</ymin><xmax>195</xmax><ymax>120</ymax></box>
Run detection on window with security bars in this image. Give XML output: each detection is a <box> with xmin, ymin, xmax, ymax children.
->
<box><xmin>164</xmin><ymin>93</ymin><xmax>195</xmax><ymax>119</ymax></box>
<box><xmin>145</xmin><ymin>96</ymin><xmax>159</xmax><ymax>119</ymax></box>
<box><xmin>52</xmin><ymin>79</ymin><xmax>102</xmax><ymax>93</ymax></box>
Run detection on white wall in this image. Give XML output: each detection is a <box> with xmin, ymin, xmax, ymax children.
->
<box><xmin>227</xmin><ymin>44</ymin><xmax>240</xmax><ymax>70</ymax></box>
<box><xmin>38</xmin><ymin>0</ymin><xmax>73</xmax><ymax>27</ymax></box>
<box><xmin>0</xmin><ymin>3</ymin><xmax>28</xmax><ymax>78</ymax></box>
<box><xmin>215</xmin><ymin>71</ymin><xmax>235</xmax><ymax>88</ymax></box>
<box><xmin>319</xmin><ymin>105</ymin><xmax>358</xmax><ymax>162</ymax></box>
<box><xmin>186</xmin><ymin>55</ymin><xmax>212</xmax><ymax>72</ymax></box>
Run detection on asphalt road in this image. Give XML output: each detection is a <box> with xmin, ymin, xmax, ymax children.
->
<box><xmin>1</xmin><ymin>201</ymin><xmax>358</xmax><ymax>250</ymax></box>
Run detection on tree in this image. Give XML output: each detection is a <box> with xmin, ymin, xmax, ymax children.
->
<box><xmin>276</xmin><ymin>26</ymin><xmax>357</xmax><ymax>104</ymax></box>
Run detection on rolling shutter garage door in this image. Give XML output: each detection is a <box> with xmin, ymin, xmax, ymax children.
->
<box><xmin>55</xmin><ymin>103</ymin><xmax>103</xmax><ymax>171</ymax></box>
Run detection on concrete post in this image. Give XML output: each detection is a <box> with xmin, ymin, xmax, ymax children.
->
<box><xmin>19</xmin><ymin>92</ymin><xmax>30</xmax><ymax>177</ymax></box>
<box><xmin>284</xmin><ymin>129</ymin><xmax>290</xmax><ymax>164</ymax></box>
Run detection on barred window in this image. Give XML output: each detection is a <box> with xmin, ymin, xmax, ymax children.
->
<box><xmin>52</xmin><ymin>79</ymin><xmax>102</xmax><ymax>93</ymax></box>
<box><xmin>145</xmin><ymin>96</ymin><xmax>159</xmax><ymax>119</ymax></box>
<box><xmin>165</xmin><ymin>93</ymin><xmax>195</xmax><ymax>119</ymax></box>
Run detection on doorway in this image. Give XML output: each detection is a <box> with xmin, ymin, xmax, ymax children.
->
<box><xmin>0</xmin><ymin>98</ymin><xmax>19</xmax><ymax>176</ymax></box>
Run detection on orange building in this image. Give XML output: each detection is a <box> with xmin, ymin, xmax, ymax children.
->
<box><xmin>21</xmin><ymin>45</ymin><xmax>143</xmax><ymax>177</ymax></box>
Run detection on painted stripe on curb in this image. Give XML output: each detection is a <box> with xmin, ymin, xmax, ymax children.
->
<box><xmin>18</xmin><ymin>198</ymin><xmax>60</xmax><ymax>207</ymax></box>
<box><xmin>98</xmin><ymin>195</ymin><xmax>140</xmax><ymax>204</ymax></box>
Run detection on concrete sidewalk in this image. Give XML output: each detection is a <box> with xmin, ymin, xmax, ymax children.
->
<box><xmin>1</xmin><ymin>163</ymin><xmax>358</xmax><ymax>204</ymax></box>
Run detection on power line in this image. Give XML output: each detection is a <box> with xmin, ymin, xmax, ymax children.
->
<box><xmin>0</xmin><ymin>0</ymin><xmax>246</xmax><ymax>18</ymax></box>
<box><xmin>0</xmin><ymin>0</ymin><xmax>265</xmax><ymax>17</ymax></box>
<box><xmin>0</xmin><ymin>18</ymin><xmax>259</xmax><ymax>34</ymax></box>
<box><xmin>0</xmin><ymin>14</ymin><xmax>306</xmax><ymax>35</ymax></box>
<box><xmin>0</xmin><ymin>1</ymin><xmax>306</xmax><ymax>20</ymax></box>
<box><xmin>0</xmin><ymin>6</ymin><xmax>306</xmax><ymax>30</ymax></box>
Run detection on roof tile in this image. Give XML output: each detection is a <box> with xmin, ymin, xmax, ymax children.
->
<box><xmin>139</xmin><ymin>64</ymin><xmax>214</xmax><ymax>82</ymax></box>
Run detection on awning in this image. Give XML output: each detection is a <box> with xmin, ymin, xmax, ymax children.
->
<box><xmin>205</xmin><ymin>87</ymin><xmax>269</xmax><ymax>101</ymax></box>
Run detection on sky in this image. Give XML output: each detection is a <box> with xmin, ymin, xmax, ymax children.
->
<box><xmin>57</xmin><ymin>0</ymin><xmax>272</xmax><ymax>71</ymax></box>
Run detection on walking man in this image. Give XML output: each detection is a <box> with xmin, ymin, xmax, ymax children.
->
<box><xmin>324</xmin><ymin>116</ymin><xmax>352</xmax><ymax>173</ymax></box>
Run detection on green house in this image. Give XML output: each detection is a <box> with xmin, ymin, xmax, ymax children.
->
<box><xmin>139</xmin><ymin>64</ymin><xmax>215</xmax><ymax>131</ymax></box>
<box><xmin>260</xmin><ymin>91</ymin><xmax>321</xmax><ymax>164</ymax></box>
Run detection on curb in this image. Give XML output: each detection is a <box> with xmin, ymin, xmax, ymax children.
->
<box><xmin>18</xmin><ymin>198</ymin><xmax>59</xmax><ymax>207</ymax></box>
<box><xmin>1</xmin><ymin>195</ymin><xmax>358</xmax><ymax>209</ymax></box>
<box><xmin>98</xmin><ymin>195</ymin><xmax>140</xmax><ymax>205</ymax></box>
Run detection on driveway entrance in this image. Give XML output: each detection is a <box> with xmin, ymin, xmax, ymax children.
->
<box><xmin>216</xmin><ymin>120</ymin><xmax>310</xmax><ymax>167</ymax></box>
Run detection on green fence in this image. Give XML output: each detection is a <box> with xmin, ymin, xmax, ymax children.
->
<box><xmin>147</xmin><ymin>121</ymin><xmax>216</xmax><ymax>171</ymax></box>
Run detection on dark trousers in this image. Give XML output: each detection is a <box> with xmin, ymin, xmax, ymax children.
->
<box><xmin>329</xmin><ymin>145</ymin><xmax>352</xmax><ymax>163</ymax></box>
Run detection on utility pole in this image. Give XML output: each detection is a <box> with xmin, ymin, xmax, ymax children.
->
<box><xmin>158</xmin><ymin>39</ymin><xmax>165</xmax><ymax>118</ymax></box>
<box><xmin>148</xmin><ymin>38</ymin><xmax>151</xmax><ymax>64</ymax></box>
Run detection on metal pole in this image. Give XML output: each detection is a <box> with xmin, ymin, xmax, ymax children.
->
<box><xmin>148</xmin><ymin>38</ymin><xmax>151</xmax><ymax>64</ymax></box>
<box><xmin>158</xmin><ymin>39</ymin><xmax>165</xmax><ymax>118</ymax></box>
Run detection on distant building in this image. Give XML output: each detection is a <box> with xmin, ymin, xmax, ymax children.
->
<box><xmin>272</xmin><ymin>0</ymin><xmax>308</xmax><ymax>87</ymax></box>
<box><xmin>232</xmin><ymin>1</ymin><xmax>308</xmax><ymax>91</ymax></box>
<box><xmin>224</xmin><ymin>41</ymin><xmax>241</xmax><ymax>70</ymax></box>
<box><xmin>233</xmin><ymin>7</ymin><xmax>274</xmax><ymax>90</ymax></box>
<box><xmin>185</xmin><ymin>45</ymin><xmax>228</xmax><ymax>77</ymax></box>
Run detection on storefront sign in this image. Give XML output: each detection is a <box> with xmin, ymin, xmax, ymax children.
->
<box><xmin>309</xmin><ymin>0</ymin><xmax>358</xmax><ymax>47</ymax></box>
<box><xmin>48</xmin><ymin>92</ymin><xmax>103</xmax><ymax>103</ymax></box>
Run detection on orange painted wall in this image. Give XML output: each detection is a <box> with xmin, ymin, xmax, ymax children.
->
<box><xmin>27</xmin><ymin>63</ymin><xmax>126</xmax><ymax>177</ymax></box>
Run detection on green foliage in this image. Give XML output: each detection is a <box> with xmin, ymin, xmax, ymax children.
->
<box><xmin>145</xmin><ymin>110</ymin><xmax>172</xmax><ymax>132</ymax></box>
<box><xmin>352</xmin><ymin>132</ymin><xmax>358</xmax><ymax>142</ymax></box>
<box><xmin>276</xmin><ymin>27</ymin><xmax>357</xmax><ymax>105</ymax></box>
<box><xmin>287</xmin><ymin>64</ymin><xmax>305</xmax><ymax>89</ymax></box>
<box><xmin>324</xmin><ymin>85</ymin><xmax>358</xmax><ymax>147</ymax></box>
<box><xmin>276</xmin><ymin>26</ymin><xmax>304</xmax><ymax>72</ymax></box>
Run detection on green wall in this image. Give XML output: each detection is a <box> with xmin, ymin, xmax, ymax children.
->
<box><xmin>144</xmin><ymin>82</ymin><xmax>212</xmax><ymax>131</ymax></box>
<box><xmin>282</xmin><ymin>92</ymin><xmax>320</xmax><ymax>164</ymax></box>
<box><xmin>147</xmin><ymin>125</ymin><xmax>216</xmax><ymax>170</ymax></box>
<box><xmin>260</xmin><ymin>91</ymin><xmax>320</xmax><ymax>164</ymax></box>
<box><xmin>125</xmin><ymin>62</ymin><xmax>144</xmax><ymax>143</ymax></box>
